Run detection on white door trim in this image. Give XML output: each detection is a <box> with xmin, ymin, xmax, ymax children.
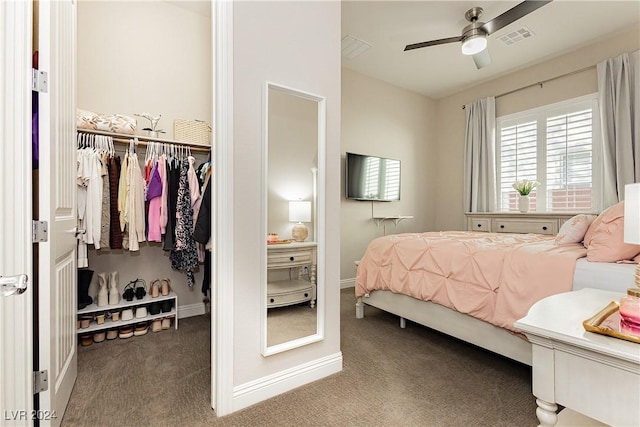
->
<box><xmin>212</xmin><ymin>0</ymin><xmax>234</xmax><ymax>416</ymax></box>
<box><xmin>0</xmin><ymin>0</ymin><xmax>34</xmax><ymax>422</ymax></box>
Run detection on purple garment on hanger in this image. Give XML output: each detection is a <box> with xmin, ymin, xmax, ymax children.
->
<box><xmin>146</xmin><ymin>163</ymin><xmax>162</xmax><ymax>201</ymax></box>
<box><xmin>32</xmin><ymin>91</ymin><xmax>39</xmax><ymax>169</ymax></box>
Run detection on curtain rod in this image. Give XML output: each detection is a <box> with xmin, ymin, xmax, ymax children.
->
<box><xmin>77</xmin><ymin>128</ymin><xmax>211</xmax><ymax>152</ymax></box>
<box><xmin>461</xmin><ymin>64</ymin><xmax>596</xmax><ymax>109</ymax></box>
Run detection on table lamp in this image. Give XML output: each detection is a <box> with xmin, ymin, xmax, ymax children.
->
<box><xmin>289</xmin><ymin>200</ymin><xmax>311</xmax><ymax>242</ymax></box>
<box><xmin>624</xmin><ymin>183</ymin><xmax>640</xmax><ymax>287</ymax></box>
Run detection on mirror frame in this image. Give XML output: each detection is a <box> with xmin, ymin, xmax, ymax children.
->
<box><xmin>261</xmin><ymin>81</ymin><xmax>326</xmax><ymax>356</ymax></box>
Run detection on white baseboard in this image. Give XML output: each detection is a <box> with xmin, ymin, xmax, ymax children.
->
<box><xmin>178</xmin><ymin>302</ymin><xmax>206</xmax><ymax>319</ymax></box>
<box><xmin>340</xmin><ymin>278</ymin><xmax>355</xmax><ymax>289</ymax></box>
<box><xmin>232</xmin><ymin>352</ymin><xmax>343</xmax><ymax>412</ymax></box>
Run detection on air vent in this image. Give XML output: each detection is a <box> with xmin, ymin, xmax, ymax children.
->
<box><xmin>498</xmin><ymin>26</ymin><xmax>534</xmax><ymax>46</ymax></box>
<box><xmin>341</xmin><ymin>35</ymin><xmax>371</xmax><ymax>59</ymax></box>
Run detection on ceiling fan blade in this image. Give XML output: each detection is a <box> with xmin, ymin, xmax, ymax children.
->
<box><xmin>404</xmin><ymin>36</ymin><xmax>463</xmax><ymax>51</ymax></box>
<box><xmin>472</xmin><ymin>49</ymin><xmax>492</xmax><ymax>69</ymax></box>
<box><xmin>480</xmin><ymin>0</ymin><xmax>553</xmax><ymax>35</ymax></box>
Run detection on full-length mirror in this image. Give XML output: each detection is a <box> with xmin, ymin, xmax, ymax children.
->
<box><xmin>262</xmin><ymin>82</ymin><xmax>325</xmax><ymax>356</ymax></box>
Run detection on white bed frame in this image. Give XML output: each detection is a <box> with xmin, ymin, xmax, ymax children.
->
<box><xmin>356</xmin><ymin>291</ymin><xmax>532</xmax><ymax>366</ymax></box>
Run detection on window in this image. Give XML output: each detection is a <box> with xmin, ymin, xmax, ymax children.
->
<box><xmin>497</xmin><ymin>94</ymin><xmax>600</xmax><ymax>212</ymax></box>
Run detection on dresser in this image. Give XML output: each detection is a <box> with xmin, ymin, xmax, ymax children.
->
<box><xmin>267</xmin><ymin>242</ymin><xmax>317</xmax><ymax>309</ymax></box>
<box><xmin>465</xmin><ymin>212</ymin><xmax>587</xmax><ymax>235</ymax></box>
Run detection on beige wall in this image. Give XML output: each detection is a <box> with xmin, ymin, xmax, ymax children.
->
<box><xmin>340</xmin><ymin>68</ymin><xmax>437</xmax><ymax>280</ymax></box>
<box><xmin>77</xmin><ymin>1</ymin><xmax>212</xmax><ymax>309</ymax></box>
<box><xmin>433</xmin><ymin>27</ymin><xmax>640</xmax><ymax>232</ymax></box>
<box><xmin>233</xmin><ymin>0</ymin><xmax>341</xmax><ymax>385</ymax></box>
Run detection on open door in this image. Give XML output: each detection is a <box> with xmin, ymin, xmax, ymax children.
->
<box><xmin>0</xmin><ymin>1</ymin><xmax>35</xmax><ymax>424</ymax></box>
<box><xmin>37</xmin><ymin>0</ymin><xmax>78</xmax><ymax>424</ymax></box>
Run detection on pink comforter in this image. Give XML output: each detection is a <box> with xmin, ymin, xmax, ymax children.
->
<box><xmin>356</xmin><ymin>231</ymin><xmax>587</xmax><ymax>331</ymax></box>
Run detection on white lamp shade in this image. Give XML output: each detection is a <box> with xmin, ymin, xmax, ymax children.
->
<box><xmin>461</xmin><ymin>34</ymin><xmax>487</xmax><ymax>56</ymax></box>
<box><xmin>289</xmin><ymin>200</ymin><xmax>311</xmax><ymax>223</ymax></box>
<box><xmin>625</xmin><ymin>183</ymin><xmax>640</xmax><ymax>244</ymax></box>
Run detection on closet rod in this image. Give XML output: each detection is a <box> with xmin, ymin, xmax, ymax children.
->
<box><xmin>461</xmin><ymin>64</ymin><xmax>595</xmax><ymax>109</ymax></box>
<box><xmin>77</xmin><ymin>129</ymin><xmax>211</xmax><ymax>152</ymax></box>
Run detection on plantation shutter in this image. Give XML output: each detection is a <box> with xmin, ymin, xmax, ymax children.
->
<box><xmin>499</xmin><ymin>120</ymin><xmax>537</xmax><ymax>211</ymax></box>
<box><xmin>545</xmin><ymin>109</ymin><xmax>593</xmax><ymax>211</ymax></box>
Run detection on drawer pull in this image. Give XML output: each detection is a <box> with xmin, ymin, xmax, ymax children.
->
<box><xmin>270</xmin><ymin>298</ymin><xmax>275</xmax><ymax>303</ymax></box>
<box><xmin>542</xmin><ymin>226</ymin><xmax>548</xmax><ymax>231</ymax></box>
<box><xmin>477</xmin><ymin>224</ymin><xmax>481</xmax><ymax>228</ymax></box>
<box><xmin>304</xmin><ymin>293</ymin><xmax>309</xmax><ymax>298</ymax></box>
<box><xmin>289</xmin><ymin>256</ymin><xmax>295</xmax><ymax>261</ymax></box>
<box><xmin>500</xmin><ymin>225</ymin><xmax>505</xmax><ymax>229</ymax></box>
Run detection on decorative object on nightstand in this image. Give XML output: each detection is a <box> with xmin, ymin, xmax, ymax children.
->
<box><xmin>513</xmin><ymin>179</ymin><xmax>540</xmax><ymax>213</ymax></box>
<box><xmin>289</xmin><ymin>200</ymin><xmax>311</xmax><ymax>242</ymax></box>
<box><xmin>624</xmin><ymin>182</ymin><xmax>640</xmax><ymax>287</ymax></box>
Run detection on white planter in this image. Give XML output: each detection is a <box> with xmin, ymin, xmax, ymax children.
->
<box><xmin>518</xmin><ymin>195</ymin><xmax>530</xmax><ymax>213</ymax></box>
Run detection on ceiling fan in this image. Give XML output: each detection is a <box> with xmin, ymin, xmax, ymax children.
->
<box><xmin>404</xmin><ymin>0</ymin><xmax>553</xmax><ymax>69</ymax></box>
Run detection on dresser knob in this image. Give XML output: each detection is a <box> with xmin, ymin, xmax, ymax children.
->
<box><xmin>500</xmin><ymin>225</ymin><xmax>505</xmax><ymax>229</ymax></box>
<box><xmin>304</xmin><ymin>293</ymin><xmax>309</xmax><ymax>298</ymax></box>
<box><xmin>477</xmin><ymin>224</ymin><xmax>481</xmax><ymax>227</ymax></box>
<box><xmin>289</xmin><ymin>256</ymin><xmax>295</xmax><ymax>261</ymax></box>
<box><xmin>542</xmin><ymin>226</ymin><xmax>548</xmax><ymax>231</ymax></box>
<box><xmin>270</xmin><ymin>298</ymin><xmax>275</xmax><ymax>303</ymax></box>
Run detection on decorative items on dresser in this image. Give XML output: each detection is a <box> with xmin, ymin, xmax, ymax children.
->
<box><xmin>465</xmin><ymin>212</ymin><xmax>592</xmax><ymax>235</ymax></box>
<box><xmin>266</xmin><ymin>242</ymin><xmax>317</xmax><ymax>309</ymax></box>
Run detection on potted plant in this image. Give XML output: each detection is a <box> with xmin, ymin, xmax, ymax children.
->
<box><xmin>513</xmin><ymin>179</ymin><xmax>540</xmax><ymax>213</ymax></box>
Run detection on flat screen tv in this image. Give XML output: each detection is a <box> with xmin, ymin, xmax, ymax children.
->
<box><xmin>345</xmin><ymin>152</ymin><xmax>401</xmax><ymax>201</ymax></box>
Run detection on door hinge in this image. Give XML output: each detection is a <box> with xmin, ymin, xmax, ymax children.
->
<box><xmin>32</xmin><ymin>220</ymin><xmax>48</xmax><ymax>243</ymax></box>
<box><xmin>32</xmin><ymin>69</ymin><xmax>48</xmax><ymax>93</ymax></box>
<box><xmin>33</xmin><ymin>370</ymin><xmax>48</xmax><ymax>394</ymax></box>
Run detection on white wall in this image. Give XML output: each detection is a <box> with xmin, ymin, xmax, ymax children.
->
<box><xmin>340</xmin><ymin>68</ymin><xmax>437</xmax><ymax>281</ymax></box>
<box><xmin>77</xmin><ymin>1</ymin><xmax>212</xmax><ymax>309</ymax></box>
<box><xmin>433</xmin><ymin>27</ymin><xmax>640</xmax><ymax>232</ymax></box>
<box><xmin>232</xmin><ymin>0</ymin><xmax>341</xmax><ymax>401</ymax></box>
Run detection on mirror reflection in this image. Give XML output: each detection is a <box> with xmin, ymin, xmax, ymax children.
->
<box><xmin>264</xmin><ymin>83</ymin><xmax>322</xmax><ymax>354</ymax></box>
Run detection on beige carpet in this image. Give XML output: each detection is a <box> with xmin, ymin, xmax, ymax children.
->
<box><xmin>61</xmin><ymin>289</ymin><xmax>537</xmax><ymax>426</ymax></box>
<box><xmin>267</xmin><ymin>303</ymin><xmax>317</xmax><ymax>346</ymax></box>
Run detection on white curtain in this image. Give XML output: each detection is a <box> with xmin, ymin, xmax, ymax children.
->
<box><xmin>597</xmin><ymin>50</ymin><xmax>640</xmax><ymax>207</ymax></box>
<box><xmin>464</xmin><ymin>97</ymin><xmax>497</xmax><ymax>212</ymax></box>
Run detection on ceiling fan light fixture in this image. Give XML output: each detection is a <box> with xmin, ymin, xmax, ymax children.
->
<box><xmin>461</xmin><ymin>34</ymin><xmax>487</xmax><ymax>56</ymax></box>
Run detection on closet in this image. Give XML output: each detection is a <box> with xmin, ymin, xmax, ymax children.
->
<box><xmin>73</xmin><ymin>1</ymin><xmax>213</xmax><ymax>339</ymax></box>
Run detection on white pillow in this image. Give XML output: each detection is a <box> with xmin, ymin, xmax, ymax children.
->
<box><xmin>554</xmin><ymin>214</ymin><xmax>597</xmax><ymax>245</ymax></box>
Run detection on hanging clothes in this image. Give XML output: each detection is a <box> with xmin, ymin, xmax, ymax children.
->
<box><xmin>126</xmin><ymin>151</ymin><xmax>147</xmax><ymax>251</ymax></box>
<box><xmin>99</xmin><ymin>151</ymin><xmax>110</xmax><ymax>249</ymax></box>
<box><xmin>170</xmin><ymin>158</ymin><xmax>198</xmax><ymax>287</ymax></box>
<box><xmin>146</xmin><ymin>161</ymin><xmax>163</xmax><ymax>242</ymax></box>
<box><xmin>163</xmin><ymin>157</ymin><xmax>180</xmax><ymax>251</ymax></box>
<box><xmin>109</xmin><ymin>156</ymin><xmax>123</xmax><ymax>249</ymax></box>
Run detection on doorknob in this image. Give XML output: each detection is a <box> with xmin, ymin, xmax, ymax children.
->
<box><xmin>1</xmin><ymin>274</ymin><xmax>28</xmax><ymax>297</ymax></box>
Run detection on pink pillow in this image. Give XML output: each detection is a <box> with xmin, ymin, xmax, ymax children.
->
<box><xmin>584</xmin><ymin>201</ymin><xmax>640</xmax><ymax>262</ymax></box>
<box><xmin>555</xmin><ymin>214</ymin><xmax>596</xmax><ymax>245</ymax></box>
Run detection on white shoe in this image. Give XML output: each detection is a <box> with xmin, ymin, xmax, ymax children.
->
<box><xmin>135</xmin><ymin>306</ymin><xmax>147</xmax><ymax>319</ymax></box>
<box><xmin>97</xmin><ymin>272</ymin><xmax>108</xmax><ymax>307</ymax></box>
<box><xmin>108</xmin><ymin>271</ymin><xmax>119</xmax><ymax>305</ymax></box>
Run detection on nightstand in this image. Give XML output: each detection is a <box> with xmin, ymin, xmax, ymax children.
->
<box><xmin>267</xmin><ymin>242</ymin><xmax>317</xmax><ymax>309</ymax></box>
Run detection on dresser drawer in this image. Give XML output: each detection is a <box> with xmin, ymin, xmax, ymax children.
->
<box><xmin>492</xmin><ymin>219</ymin><xmax>557</xmax><ymax>235</ymax></box>
<box><xmin>468</xmin><ymin>217</ymin><xmax>491</xmax><ymax>232</ymax></box>
<box><xmin>267</xmin><ymin>280</ymin><xmax>315</xmax><ymax>308</ymax></box>
<box><xmin>268</xmin><ymin>249</ymin><xmax>313</xmax><ymax>268</ymax></box>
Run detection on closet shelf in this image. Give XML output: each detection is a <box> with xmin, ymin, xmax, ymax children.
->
<box><xmin>77</xmin><ymin>128</ymin><xmax>211</xmax><ymax>152</ymax></box>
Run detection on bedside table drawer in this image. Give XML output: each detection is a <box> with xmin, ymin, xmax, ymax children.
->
<box><xmin>267</xmin><ymin>280</ymin><xmax>315</xmax><ymax>308</ymax></box>
<box><xmin>268</xmin><ymin>249</ymin><xmax>313</xmax><ymax>268</ymax></box>
<box><xmin>492</xmin><ymin>219</ymin><xmax>557</xmax><ymax>235</ymax></box>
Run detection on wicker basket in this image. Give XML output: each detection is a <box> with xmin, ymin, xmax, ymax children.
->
<box><xmin>173</xmin><ymin>119</ymin><xmax>212</xmax><ymax>145</ymax></box>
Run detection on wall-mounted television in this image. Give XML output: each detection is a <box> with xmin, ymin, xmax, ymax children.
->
<box><xmin>345</xmin><ymin>152</ymin><xmax>401</xmax><ymax>202</ymax></box>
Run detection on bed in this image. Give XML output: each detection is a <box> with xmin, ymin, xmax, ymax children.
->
<box><xmin>355</xmin><ymin>229</ymin><xmax>637</xmax><ymax>366</ymax></box>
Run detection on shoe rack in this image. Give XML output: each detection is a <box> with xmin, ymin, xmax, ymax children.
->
<box><xmin>77</xmin><ymin>291</ymin><xmax>179</xmax><ymax>335</ymax></box>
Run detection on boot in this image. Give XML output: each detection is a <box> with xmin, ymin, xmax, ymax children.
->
<box><xmin>108</xmin><ymin>271</ymin><xmax>119</xmax><ymax>305</ymax></box>
<box><xmin>97</xmin><ymin>272</ymin><xmax>109</xmax><ymax>307</ymax></box>
<box><xmin>77</xmin><ymin>269</ymin><xmax>94</xmax><ymax>309</ymax></box>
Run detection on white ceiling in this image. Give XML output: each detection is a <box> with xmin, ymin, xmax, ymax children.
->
<box><xmin>342</xmin><ymin>1</ymin><xmax>640</xmax><ymax>99</ymax></box>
